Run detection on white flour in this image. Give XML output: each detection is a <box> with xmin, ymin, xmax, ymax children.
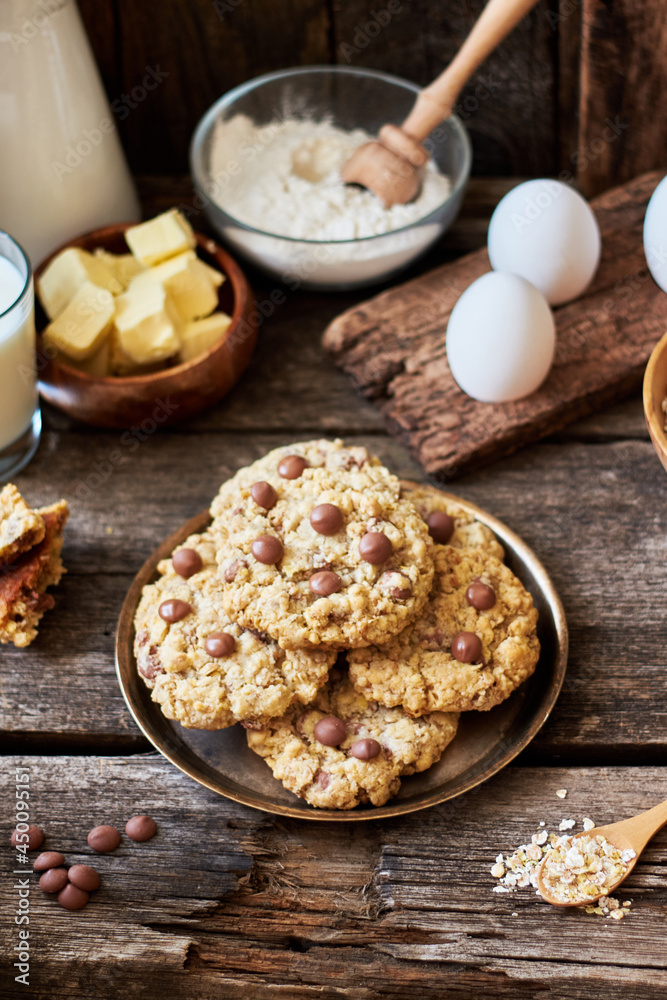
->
<box><xmin>204</xmin><ymin>115</ymin><xmax>452</xmax><ymax>288</ymax></box>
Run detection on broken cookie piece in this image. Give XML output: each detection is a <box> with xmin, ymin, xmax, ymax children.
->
<box><xmin>0</xmin><ymin>484</ymin><xmax>46</xmax><ymax>566</ymax></box>
<box><xmin>0</xmin><ymin>498</ymin><xmax>69</xmax><ymax>647</ymax></box>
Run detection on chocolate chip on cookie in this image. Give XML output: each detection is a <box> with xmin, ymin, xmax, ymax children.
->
<box><xmin>172</xmin><ymin>548</ymin><xmax>203</xmax><ymax>579</ymax></box>
<box><xmin>310</xmin><ymin>503</ymin><xmax>344</xmax><ymax>536</ymax></box>
<box><xmin>359</xmin><ymin>531</ymin><xmax>392</xmax><ymax>565</ymax></box>
<box><xmin>158</xmin><ymin>599</ymin><xmax>192</xmax><ymax>623</ymax></box>
<box><xmin>278</xmin><ymin>455</ymin><xmax>309</xmax><ymax>479</ymax></box>
<box><xmin>313</xmin><ymin>715</ymin><xmax>347</xmax><ymax>746</ymax></box>
<box><xmin>309</xmin><ymin>571</ymin><xmax>342</xmax><ymax>597</ymax></box>
<box><xmin>251</xmin><ymin>535</ymin><xmax>284</xmax><ymax>564</ymax></box>
<box><xmin>451</xmin><ymin>631</ymin><xmax>483</xmax><ymax>664</ymax></box>
<box><xmin>250</xmin><ymin>481</ymin><xmax>278</xmax><ymax>509</ymax></box>
<box><xmin>350</xmin><ymin>738</ymin><xmax>382</xmax><ymax>760</ymax></box>
<box><xmin>466</xmin><ymin>580</ymin><xmax>496</xmax><ymax>610</ymax></box>
<box><xmin>425</xmin><ymin>510</ymin><xmax>455</xmax><ymax>544</ymax></box>
<box><xmin>205</xmin><ymin>632</ymin><xmax>236</xmax><ymax>657</ymax></box>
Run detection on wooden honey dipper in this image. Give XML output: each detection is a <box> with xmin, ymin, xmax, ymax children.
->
<box><xmin>341</xmin><ymin>0</ymin><xmax>540</xmax><ymax>206</ymax></box>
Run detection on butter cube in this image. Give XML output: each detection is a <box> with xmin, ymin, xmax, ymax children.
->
<box><xmin>38</xmin><ymin>247</ymin><xmax>123</xmax><ymax>319</ymax></box>
<box><xmin>109</xmin><ymin>331</ymin><xmax>165</xmax><ymax>376</ymax></box>
<box><xmin>93</xmin><ymin>249</ymin><xmax>145</xmax><ymax>289</ymax></box>
<box><xmin>43</xmin><ymin>281</ymin><xmax>115</xmax><ymax>360</ymax></box>
<box><xmin>178</xmin><ymin>312</ymin><xmax>232</xmax><ymax>363</ymax></box>
<box><xmin>63</xmin><ymin>338</ymin><xmax>111</xmax><ymax>377</ymax></box>
<box><xmin>113</xmin><ymin>283</ymin><xmax>180</xmax><ymax>366</ymax></box>
<box><xmin>201</xmin><ymin>261</ymin><xmax>225</xmax><ymax>287</ymax></box>
<box><xmin>129</xmin><ymin>251</ymin><xmax>219</xmax><ymax>322</ymax></box>
<box><xmin>125</xmin><ymin>209</ymin><xmax>196</xmax><ymax>267</ymax></box>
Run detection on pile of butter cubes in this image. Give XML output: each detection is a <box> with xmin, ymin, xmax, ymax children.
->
<box><xmin>38</xmin><ymin>209</ymin><xmax>232</xmax><ymax>376</ymax></box>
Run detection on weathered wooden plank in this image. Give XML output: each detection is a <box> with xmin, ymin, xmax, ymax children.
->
<box><xmin>323</xmin><ymin>172</ymin><xmax>665</xmax><ymax>478</ymax></box>
<box><xmin>109</xmin><ymin>0</ymin><xmax>331</xmax><ymax>174</ymax></box>
<box><xmin>2</xmin><ymin>431</ymin><xmax>665</xmax><ymax>758</ymax></box>
<box><xmin>577</xmin><ymin>0</ymin><xmax>667</xmax><ymax>197</ymax></box>
<box><xmin>331</xmin><ymin>0</ymin><xmax>558</xmax><ymax>177</ymax></box>
<box><xmin>1</xmin><ymin>759</ymin><xmax>666</xmax><ymax>998</ymax></box>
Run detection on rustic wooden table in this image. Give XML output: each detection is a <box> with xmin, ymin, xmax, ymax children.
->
<box><xmin>1</xmin><ymin>178</ymin><xmax>666</xmax><ymax>1000</ymax></box>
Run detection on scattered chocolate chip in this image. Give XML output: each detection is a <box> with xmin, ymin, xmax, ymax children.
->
<box><xmin>11</xmin><ymin>825</ymin><xmax>44</xmax><ymax>851</ymax></box>
<box><xmin>39</xmin><ymin>867</ymin><xmax>69</xmax><ymax>894</ymax></box>
<box><xmin>205</xmin><ymin>632</ymin><xmax>236</xmax><ymax>657</ymax></box>
<box><xmin>33</xmin><ymin>851</ymin><xmax>65</xmax><ymax>871</ymax></box>
<box><xmin>314</xmin><ymin>769</ymin><xmax>331</xmax><ymax>789</ymax></box>
<box><xmin>58</xmin><ymin>884</ymin><xmax>89</xmax><ymax>910</ymax></box>
<box><xmin>87</xmin><ymin>825</ymin><xmax>121</xmax><ymax>853</ymax></box>
<box><xmin>67</xmin><ymin>865</ymin><xmax>100</xmax><ymax>892</ymax></box>
<box><xmin>466</xmin><ymin>580</ymin><xmax>496</xmax><ymax>611</ymax></box>
<box><xmin>313</xmin><ymin>715</ymin><xmax>347</xmax><ymax>746</ymax></box>
<box><xmin>350</xmin><ymin>738</ymin><xmax>382</xmax><ymax>760</ymax></box>
<box><xmin>359</xmin><ymin>531</ymin><xmax>393</xmax><ymax>565</ymax></box>
<box><xmin>172</xmin><ymin>548</ymin><xmax>202</xmax><ymax>579</ymax></box>
<box><xmin>68</xmin><ymin>864</ymin><xmax>101</xmax><ymax>892</ymax></box>
<box><xmin>310</xmin><ymin>503</ymin><xmax>344</xmax><ymax>536</ymax></box>
<box><xmin>425</xmin><ymin>510</ymin><xmax>455</xmax><ymax>544</ymax></box>
<box><xmin>451</xmin><ymin>631</ymin><xmax>483</xmax><ymax>664</ymax></box>
<box><xmin>158</xmin><ymin>599</ymin><xmax>192</xmax><ymax>623</ymax></box>
<box><xmin>309</xmin><ymin>570</ymin><xmax>342</xmax><ymax>597</ymax></box>
<box><xmin>251</xmin><ymin>535</ymin><xmax>284</xmax><ymax>564</ymax></box>
<box><xmin>250</xmin><ymin>481</ymin><xmax>278</xmax><ymax>509</ymax></box>
<box><xmin>278</xmin><ymin>455</ymin><xmax>309</xmax><ymax>479</ymax></box>
<box><xmin>124</xmin><ymin>814</ymin><xmax>157</xmax><ymax>842</ymax></box>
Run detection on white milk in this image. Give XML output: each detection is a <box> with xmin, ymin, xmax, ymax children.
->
<box><xmin>0</xmin><ymin>0</ymin><xmax>140</xmax><ymax>266</ymax></box>
<box><xmin>0</xmin><ymin>255</ymin><xmax>37</xmax><ymax>449</ymax></box>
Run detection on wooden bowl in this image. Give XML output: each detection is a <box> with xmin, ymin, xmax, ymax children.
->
<box><xmin>643</xmin><ymin>329</ymin><xmax>667</xmax><ymax>474</ymax></box>
<box><xmin>34</xmin><ymin>223</ymin><xmax>257</xmax><ymax>428</ymax></box>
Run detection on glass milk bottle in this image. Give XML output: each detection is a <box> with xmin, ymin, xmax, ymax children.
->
<box><xmin>0</xmin><ymin>231</ymin><xmax>40</xmax><ymax>478</ymax></box>
<box><xmin>0</xmin><ymin>0</ymin><xmax>140</xmax><ymax>267</ymax></box>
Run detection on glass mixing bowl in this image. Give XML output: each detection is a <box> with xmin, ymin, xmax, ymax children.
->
<box><xmin>190</xmin><ymin>66</ymin><xmax>472</xmax><ymax>292</ymax></box>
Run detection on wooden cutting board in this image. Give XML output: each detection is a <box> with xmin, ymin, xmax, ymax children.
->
<box><xmin>323</xmin><ymin>171</ymin><xmax>667</xmax><ymax>479</ymax></box>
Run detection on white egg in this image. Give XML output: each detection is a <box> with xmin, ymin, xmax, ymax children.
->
<box><xmin>446</xmin><ymin>271</ymin><xmax>556</xmax><ymax>403</ymax></box>
<box><xmin>487</xmin><ymin>179</ymin><xmax>601</xmax><ymax>305</ymax></box>
<box><xmin>644</xmin><ymin>175</ymin><xmax>667</xmax><ymax>293</ymax></box>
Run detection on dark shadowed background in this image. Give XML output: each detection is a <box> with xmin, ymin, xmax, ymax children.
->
<box><xmin>78</xmin><ymin>0</ymin><xmax>667</xmax><ymax>196</ymax></box>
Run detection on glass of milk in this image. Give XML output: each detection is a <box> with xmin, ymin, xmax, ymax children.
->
<box><xmin>0</xmin><ymin>232</ymin><xmax>40</xmax><ymax>479</ymax></box>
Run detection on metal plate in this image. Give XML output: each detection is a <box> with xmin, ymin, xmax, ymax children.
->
<box><xmin>115</xmin><ymin>484</ymin><xmax>568</xmax><ymax>821</ymax></box>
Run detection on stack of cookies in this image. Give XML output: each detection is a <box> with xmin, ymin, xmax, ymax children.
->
<box><xmin>134</xmin><ymin>440</ymin><xmax>540</xmax><ymax>810</ymax></box>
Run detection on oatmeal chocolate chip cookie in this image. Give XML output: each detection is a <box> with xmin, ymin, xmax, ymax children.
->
<box><xmin>133</xmin><ymin>530</ymin><xmax>335</xmax><ymax>730</ymax></box>
<box><xmin>401</xmin><ymin>482</ymin><xmax>505</xmax><ymax>560</ymax></box>
<box><xmin>210</xmin><ymin>438</ymin><xmax>399</xmax><ymax>524</ymax></box>
<box><xmin>0</xmin><ymin>484</ymin><xmax>45</xmax><ymax>566</ymax></box>
<box><xmin>246</xmin><ymin>669</ymin><xmax>459</xmax><ymax>810</ymax></box>
<box><xmin>348</xmin><ymin>546</ymin><xmax>539</xmax><ymax>716</ymax></box>
<box><xmin>215</xmin><ymin>462</ymin><xmax>434</xmax><ymax>650</ymax></box>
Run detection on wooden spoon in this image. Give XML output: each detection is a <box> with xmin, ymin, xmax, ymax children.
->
<box><xmin>536</xmin><ymin>799</ymin><xmax>667</xmax><ymax>907</ymax></box>
<box><xmin>341</xmin><ymin>0</ymin><xmax>539</xmax><ymax>207</ymax></box>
